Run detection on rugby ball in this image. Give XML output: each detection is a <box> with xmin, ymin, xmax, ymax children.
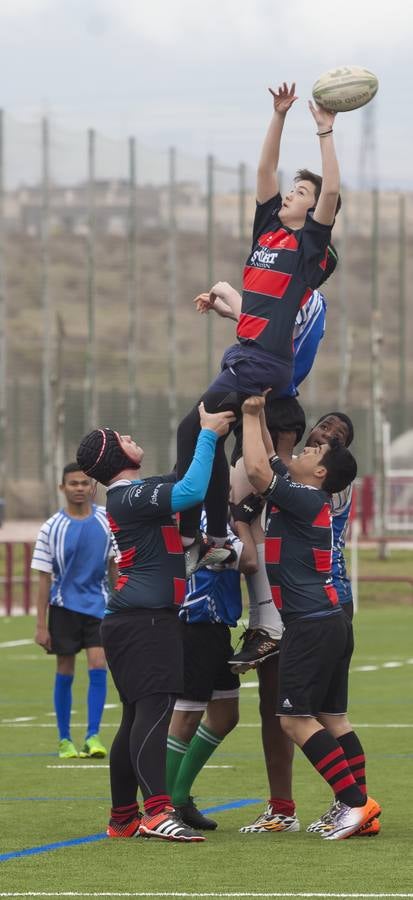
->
<box><xmin>312</xmin><ymin>66</ymin><xmax>378</xmax><ymax>112</ymax></box>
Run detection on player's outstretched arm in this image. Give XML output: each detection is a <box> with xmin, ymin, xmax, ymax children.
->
<box><xmin>257</xmin><ymin>82</ymin><xmax>297</xmax><ymax>204</ymax></box>
<box><xmin>308</xmin><ymin>101</ymin><xmax>339</xmax><ymax>226</ymax></box>
<box><xmin>242</xmin><ymin>396</ymin><xmax>274</xmax><ymax>494</ymax></box>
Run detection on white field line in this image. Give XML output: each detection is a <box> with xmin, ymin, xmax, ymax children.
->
<box><xmin>0</xmin><ymin>639</ymin><xmax>33</xmax><ymax>649</ymax></box>
<box><xmin>1</xmin><ymin>721</ymin><xmax>413</xmax><ymax>729</ymax></box>
<box><xmin>46</xmin><ymin>764</ymin><xmax>233</xmax><ymax>770</ymax></box>
<box><xmin>1</xmin><ymin>892</ymin><xmax>413</xmax><ymax>898</ymax></box>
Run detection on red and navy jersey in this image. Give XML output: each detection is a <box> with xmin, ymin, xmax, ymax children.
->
<box><xmin>237</xmin><ymin>193</ymin><xmax>333</xmax><ymax>361</ymax></box>
<box><xmin>105</xmin><ymin>475</ymin><xmax>186</xmax><ymax>613</ymax></box>
<box><xmin>264</xmin><ymin>468</ymin><xmax>340</xmax><ymax>624</ymax></box>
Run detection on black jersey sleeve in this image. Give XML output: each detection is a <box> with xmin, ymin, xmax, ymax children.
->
<box><xmin>299</xmin><ymin>214</ymin><xmax>333</xmax><ymax>287</ymax></box>
<box><xmin>252</xmin><ymin>193</ymin><xmax>283</xmax><ymax>245</ymax></box>
<box><xmin>267</xmin><ymin>475</ymin><xmax>327</xmax><ymax>522</ymax></box>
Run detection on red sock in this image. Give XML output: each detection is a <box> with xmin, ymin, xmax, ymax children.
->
<box><xmin>110</xmin><ymin>802</ymin><xmax>139</xmax><ymax>823</ymax></box>
<box><xmin>269</xmin><ymin>798</ymin><xmax>295</xmax><ymax>817</ymax></box>
<box><xmin>144</xmin><ymin>794</ymin><xmax>171</xmax><ymax>817</ymax></box>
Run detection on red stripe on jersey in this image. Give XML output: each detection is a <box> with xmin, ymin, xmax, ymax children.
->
<box><xmin>243</xmin><ymin>266</ymin><xmax>292</xmax><ymax>298</ymax></box>
<box><xmin>315</xmin><ymin>746</ymin><xmax>342</xmax><ymax>771</ymax></box>
<box><xmin>237</xmin><ymin>313</ymin><xmax>269</xmax><ymax>341</ymax></box>
<box><xmin>161</xmin><ymin>525</ymin><xmax>183</xmax><ymax>554</ymax></box>
<box><xmin>324</xmin><ymin>584</ymin><xmax>339</xmax><ymax>606</ymax></box>
<box><xmin>119</xmin><ymin>547</ymin><xmax>136</xmax><ymax>568</ymax></box>
<box><xmin>115</xmin><ymin>574</ymin><xmax>129</xmax><ymax>591</ymax></box>
<box><xmin>319</xmin><ymin>247</ymin><xmax>328</xmax><ymax>271</ymax></box>
<box><xmin>266</xmin><ymin>537</ymin><xmax>281</xmax><ymax>564</ymax></box>
<box><xmin>106</xmin><ymin>512</ymin><xmax>120</xmax><ymax>533</ymax></box>
<box><xmin>270</xmin><ymin>585</ymin><xmax>282</xmax><ymax>609</ymax></box>
<box><xmin>173</xmin><ymin>577</ymin><xmax>186</xmax><ymax>606</ymax></box>
<box><xmin>312</xmin><ymin>548</ymin><xmax>332</xmax><ymax>572</ymax></box>
<box><xmin>299</xmin><ymin>287</ymin><xmax>313</xmax><ymax>308</ymax></box>
<box><xmin>333</xmin><ymin>773</ymin><xmax>356</xmax><ymax>793</ymax></box>
<box><xmin>257</xmin><ymin>229</ymin><xmax>298</xmax><ymax>251</ymax></box>
<box><xmin>312</xmin><ymin>504</ymin><xmax>332</xmax><ymax>528</ymax></box>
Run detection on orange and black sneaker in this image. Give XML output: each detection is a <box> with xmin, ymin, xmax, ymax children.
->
<box><xmin>139</xmin><ymin>805</ymin><xmax>205</xmax><ymax>842</ymax></box>
<box><xmin>353</xmin><ymin>817</ymin><xmax>381</xmax><ymax>837</ymax></box>
<box><xmin>106</xmin><ymin>816</ymin><xmax>142</xmax><ymax>838</ymax></box>
<box><xmin>322</xmin><ymin>796</ymin><xmax>381</xmax><ymax>841</ymax></box>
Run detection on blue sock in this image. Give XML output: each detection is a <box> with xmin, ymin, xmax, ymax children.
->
<box><xmin>54</xmin><ymin>673</ymin><xmax>74</xmax><ymax>741</ymax></box>
<box><xmin>86</xmin><ymin>668</ymin><xmax>107</xmax><ymax>740</ymax></box>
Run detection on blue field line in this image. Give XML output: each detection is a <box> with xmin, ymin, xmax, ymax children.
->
<box><xmin>0</xmin><ymin>797</ymin><xmax>261</xmax><ymax>863</ymax></box>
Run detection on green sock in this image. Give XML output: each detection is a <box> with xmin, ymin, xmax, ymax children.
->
<box><xmin>172</xmin><ymin>723</ymin><xmax>223</xmax><ymax>806</ymax></box>
<box><xmin>166</xmin><ymin>734</ymin><xmax>189</xmax><ymax>795</ymax></box>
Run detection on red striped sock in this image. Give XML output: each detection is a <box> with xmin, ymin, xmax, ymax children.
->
<box><xmin>301</xmin><ymin>729</ymin><xmax>365</xmax><ymax>807</ymax></box>
<box><xmin>144</xmin><ymin>794</ymin><xmax>171</xmax><ymax>817</ymax></box>
<box><xmin>110</xmin><ymin>802</ymin><xmax>139</xmax><ymax>824</ymax></box>
<box><xmin>337</xmin><ymin>731</ymin><xmax>367</xmax><ymax>796</ymax></box>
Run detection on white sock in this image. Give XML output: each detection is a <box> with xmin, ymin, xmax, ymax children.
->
<box><xmin>247</xmin><ymin>544</ymin><xmax>283</xmax><ymax>639</ymax></box>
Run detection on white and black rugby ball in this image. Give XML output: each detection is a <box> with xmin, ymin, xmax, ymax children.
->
<box><xmin>312</xmin><ymin>66</ymin><xmax>378</xmax><ymax>112</ymax></box>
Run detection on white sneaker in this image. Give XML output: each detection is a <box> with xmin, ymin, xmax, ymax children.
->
<box><xmin>239</xmin><ymin>804</ymin><xmax>300</xmax><ymax>833</ymax></box>
<box><xmin>321</xmin><ymin>796</ymin><xmax>381</xmax><ymax>841</ymax></box>
<box><xmin>306</xmin><ymin>799</ymin><xmax>340</xmax><ymax>833</ymax></box>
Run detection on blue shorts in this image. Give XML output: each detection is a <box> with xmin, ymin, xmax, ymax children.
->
<box><xmin>208</xmin><ymin>342</ymin><xmax>293</xmax><ymax>399</ymax></box>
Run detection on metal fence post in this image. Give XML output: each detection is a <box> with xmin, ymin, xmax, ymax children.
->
<box><xmin>167</xmin><ymin>146</ymin><xmax>178</xmax><ymax>469</ymax></box>
<box><xmin>85</xmin><ymin>128</ymin><xmax>97</xmax><ymax>432</ymax></box>
<box><xmin>206</xmin><ymin>153</ymin><xmax>214</xmax><ymax>383</ymax></box>
<box><xmin>0</xmin><ymin>110</ymin><xmax>7</xmax><ymax>521</ymax></box>
<box><xmin>40</xmin><ymin>116</ymin><xmax>55</xmax><ymax>513</ymax></box>
<box><xmin>127</xmin><ymin>136</ymin><xmax>138</xmax><ymax>438</ymax></box>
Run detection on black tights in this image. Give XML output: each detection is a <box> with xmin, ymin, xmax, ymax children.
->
<box><xmin>109</xmin><ymin>692</ymin><xmax>176</xmax><ymax>807</ymax></box>
<box><xmin>176</xmin><ymin>388</ymin><xmax>244</xmax><ymax>539</ymax></box>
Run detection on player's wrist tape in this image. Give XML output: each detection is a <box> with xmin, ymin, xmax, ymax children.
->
<box><xmin>230</xmin><ymin>492</ymin><xmax>265</xmax><ymax>524</ymax></box>
<box><xmin>261</xmin><ymin>473</ymin><xmax>278</xmax><ymax>498</ymax></box>
<box><xmin>317</xmin><ymin>129</ymin><xmax>333</xmax><ymax>136</ymax></box>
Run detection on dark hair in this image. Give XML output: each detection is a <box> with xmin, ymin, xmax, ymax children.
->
<box><xmin>313</xmin><ymin>411</ymin><xmax>354</xmax><ymax>447</ymax></box>
<box><xmin>320</xmin><ymin>439</ymin><xmax>357</xmax><ymax>495</ymax></box>
<box><xmin>295</xmin><ymin>168</ymin><xmax>342</xmax><ymax>216</ymax></box>
<box><xmin>61</xmin><ymin>462</ymin><xmax>87</xmax><ymax>484</ymax></box>
<box><xmin>265</xmin><ymin>395</ymin><xmax>306</xmax><ymax>446</ymax></box>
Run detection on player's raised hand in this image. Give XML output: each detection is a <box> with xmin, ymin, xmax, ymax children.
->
<box><xmin>242</xmin><ymin>395</ymin><xmax>266</xmax><ymax>417</ymax></box>
<box><xmin>308</xmin><ymin>99</ymin><xmax>336</xmax><ymax>132</ymax></box>
<box><xmin>193</xmin><ymin>292</ymin><xmax>214</xmax><ymax>314</ymax></box>
<box><xmin>269</xmin><ymin>82</ymin><xmax>298</xmax><ymax>115</ymax></box>
<box><xmin>198</xmin><ymin>402</ymin><xmax>236</xmax><ymax>437</ymax></box>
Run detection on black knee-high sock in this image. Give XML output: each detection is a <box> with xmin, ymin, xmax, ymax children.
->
<box><xmin>337</xmin><ymin>731</ymin><xmax>367</xmax><ymax>797</ymax></box>
<box><xmin>301</xmin><ymin>729</ymin><xmax>365</xmax><ymax>807</ymax></box>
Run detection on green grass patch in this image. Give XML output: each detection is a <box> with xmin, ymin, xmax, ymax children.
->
<box><xmin>0</xmin><ymin>607</ymin><xmax>412</xmax><ymax>896</ymax></box>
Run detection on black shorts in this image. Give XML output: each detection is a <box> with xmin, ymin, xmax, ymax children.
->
<box><xmin>179</xmin><ymin>622</ymin><xmax>240</xmax><ymax>702</ymax></box>
<box><xmin>48</xmin><ymin>606</ymin><xmax>103</xmax><ymax>656</ymax></box>
<box><xmin>277</xmin><ymin>611</ymin><xmax>354</xmax><ymax>717</ymax></box>
<box><xmin>230</xmin><ymin>395</ymin><xmax>306</xmax><ymax>466</ymax></box>
<box><xmin>100</xmin><ymin>607</ymin><xmax>183</xmax><ymax>704</ymax></box>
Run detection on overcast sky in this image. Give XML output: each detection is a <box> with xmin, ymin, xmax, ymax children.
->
<box><xmin>1</xmin><ymin>0</ymin><xmax>412</xmax><ymax>189</ymax></box>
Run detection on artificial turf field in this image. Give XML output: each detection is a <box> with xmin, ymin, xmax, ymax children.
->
<box><xmin>0</xmin><ymin>606</ymin><xmax>412</xmax><ymax>900</ymax></box>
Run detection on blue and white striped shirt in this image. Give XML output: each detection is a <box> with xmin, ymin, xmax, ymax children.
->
<box><xmin>31</xmin><ymin>505</ymin><xmax>112</xmax><ymax>618</ymax></box>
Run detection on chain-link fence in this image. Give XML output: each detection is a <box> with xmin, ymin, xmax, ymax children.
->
<box><xmin>0</xmin><ymin>112</ymin><xmax>412</xmax><ymax>517</ymax></box>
